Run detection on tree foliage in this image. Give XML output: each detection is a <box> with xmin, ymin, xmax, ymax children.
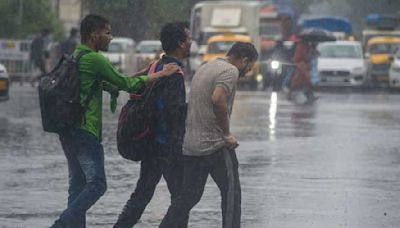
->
<box><xmin>0</xmin><ymin>0</ymin><xmax>63</xmax><ymax>39</ymax></box>
<box><xmin>83</xmin><ymin>0</ymin><xmax>193</xmax><ymax>42</ymax></box>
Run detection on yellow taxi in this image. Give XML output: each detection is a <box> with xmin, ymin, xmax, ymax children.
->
<box><xmin>366</xmin><ymin>37</ymin><xmax>400</xmax><ymax>85</ymax></box>
<box><xmin>203</xmin><ymin>34</ymin><xmax>252</xmax><ymax>62</ymax></box>
<box><xmin>203</xmin><ymin>34</ymin><xmax>260</xmax><ymax>89</ymax></box>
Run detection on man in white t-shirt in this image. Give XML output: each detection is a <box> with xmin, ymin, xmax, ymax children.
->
<box><xmin>159</xmin><ymin>42</ymin><xmax>258</xmax><ymax>228</ymax></box>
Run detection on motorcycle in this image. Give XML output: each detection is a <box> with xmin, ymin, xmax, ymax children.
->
<box><xmin>270</xmin><ymin>60</ymin><xmax>283</xmax><ymax>92</ymax></box>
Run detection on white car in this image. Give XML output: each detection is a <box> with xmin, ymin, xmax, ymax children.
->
<box><xmin>102</xmin><ymin>37</ymin><xmax>136</xmax><ymax>74</ymax></box>
<box><xmin>389</xmin><ymin>50</ymin><xmax>400</xmax><ymax>89</ymax></box>
<box><xmin>136</xmin><ymin>40</ymin><xmax>162</xmax><ymax>70</ymax></box>
<box><xmin>0</xmin><ymin>63</ymin><xmax>9</xmax><ymax>101</ymax></box>
<box><xmin>317</xmin><ymin>41</ymin><xmax>367</xmax><ymax>87</ymax></box>
<box><xmin>187</xmin><ymin>41</ymin><xmax>202</xmax><ymax>77</ymax></box>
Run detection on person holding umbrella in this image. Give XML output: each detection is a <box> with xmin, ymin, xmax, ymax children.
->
<box><xmin>288</xmin><ymin>39</ymin><xmax>314</xmax><ymax>100</ymax></box>
<box><xmin>288</xmin><ymin>28</ymin><xmax>335</xmax><ymax>101</ymax></box>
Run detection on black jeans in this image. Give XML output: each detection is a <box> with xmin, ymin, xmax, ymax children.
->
<box><xmin>114</xmin><ymin>143</ymin><xmax>188</xmax><ymax>228</ymax></box>
<box><xmin>159</xmin><ymin>148</ymin><xmax>241</xmax><ymax>228</ymax></box>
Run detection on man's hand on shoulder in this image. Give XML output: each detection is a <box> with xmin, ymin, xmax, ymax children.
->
<box><xmin>162</xmin><ymin>63</ymin><xmax>181</xmax><ymax>77</ymax></box>
<box><xmin>147</xmin><ymin>63</ymin><xmax>181</xmax><ymax>83</ymax></box>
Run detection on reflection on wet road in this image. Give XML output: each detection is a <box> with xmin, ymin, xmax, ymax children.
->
<box><xmin>1</xmin><ymin>86</ymin><xmax>400</xmax><ymax>227</ymax></box>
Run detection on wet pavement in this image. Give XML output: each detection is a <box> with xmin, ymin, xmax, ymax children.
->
<box><xmin>1</xmin><ymin>85</ymin><xmax>400</xmax><ymax>228</ymax></box>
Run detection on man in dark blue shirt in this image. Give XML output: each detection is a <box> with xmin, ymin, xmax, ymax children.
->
<box><xmin>114</xmin><ymin>22</ymin><xmax>191</xmax><ymax>228</ymax></box>
<box><xmin>153</xmin><ymin>55</ymin><xmax>186</xmax><ymax>152</ymax></box>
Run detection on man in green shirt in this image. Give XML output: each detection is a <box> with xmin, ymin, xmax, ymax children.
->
<box><xmin>50</xmin><ymin>15</ymin><xmax>179</xmax><ymax>228</ymax></box>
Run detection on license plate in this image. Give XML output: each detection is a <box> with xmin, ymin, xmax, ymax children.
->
<box><xmin>327</xmin><ymin>77</ymin><xmax>345</xmax><ymax>82</ymax></box>
<box><xmin>376</xmin><ymin>76</ymin><xmax>388</xmax><ymax>81</ymax></box>
<box><xmin>0</xmin><ymin>80</ymin><xmax>7</xmax><ymax>90</ymax></box>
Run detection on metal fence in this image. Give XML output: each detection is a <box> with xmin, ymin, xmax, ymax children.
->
<box><xmin>0</xmin><ymin>39</ymin><xmax>39</xmax><ymax>84</ymax></box>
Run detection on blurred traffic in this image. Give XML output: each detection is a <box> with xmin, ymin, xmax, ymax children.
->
<box><xmin>1</xmin><ymin>1</ymin><xmax>400</xmax><ymax>101</ymax></box>
<box><xmin>1</xmin><ymin>2</ymin><xmax>399</xmax><ymax>106</ymax></box>
<box><xmin>2</xmin><ymin>1</ymin><xmax>400</xmax><ymax>227</ymax></box>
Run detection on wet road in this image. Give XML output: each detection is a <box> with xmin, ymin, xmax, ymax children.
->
<box><xmin>1</xmin><ymin>85</ymin><xmax>400</xmax><ymax>228</ymax></box>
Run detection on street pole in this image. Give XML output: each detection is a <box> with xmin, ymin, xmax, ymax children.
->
<box><xmin>17</xmin><ymin>0</ymin><xmax>23</xmax><ymax>26</ymax></box>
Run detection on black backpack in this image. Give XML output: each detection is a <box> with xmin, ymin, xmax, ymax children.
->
<box><xmin>38</xmin><ymin>51</ymin><xmax>98</xmax><ymax>134</ymax></box>
<box><xmin>116</xmin><ymin>61</ymin><xmax>159</xmax><ymax>161</ymax></box>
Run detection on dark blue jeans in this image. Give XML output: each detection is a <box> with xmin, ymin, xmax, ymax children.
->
<box><xmin>53</xmin><ymin>128</ymin><xmax>107</xmax><ymax>228</ymax></box>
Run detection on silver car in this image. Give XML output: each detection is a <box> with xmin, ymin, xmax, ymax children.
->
<box><xmin>102</xmin><ymin>37</ymin><xmax>136</xmax><ymax>74</ymax></box>
<box><xmin>318</xmin><ymin>41</ymin><xmax>367</xmax><ymax>87</ymax></box>
<box><xmin>136</xmin><ymin>40</ymin><xmax>162</xmax><ymax>70</ymax></box>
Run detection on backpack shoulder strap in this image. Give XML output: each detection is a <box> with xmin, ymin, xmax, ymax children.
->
<box><xmin>129</xmin><ymin>60</ymin><xmax>160</xmax><ymax>100</ymax></box>
<box><xmin>74</xmin><ymin>50</ymin><xmax>89</xmax><ymax>62</ymax></box>
<box><xmin>148</xmin><ymin>60</ymin><xmax>160</xmax><ymax>74</ymax></box>
<box><xmin>145</xmin><ymin>60</ymin><xmax>160</xmax><ymax>91</ymax></box>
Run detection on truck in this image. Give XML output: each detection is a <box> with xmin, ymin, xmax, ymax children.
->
<box><xmin>190</xmin><ymin>0</ymin><xmax>295</xmax><ymax>89</ymax></box>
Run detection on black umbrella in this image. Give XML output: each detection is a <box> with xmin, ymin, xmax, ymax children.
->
<box><xmin>299</xmin><ymin>28</ymin><xmax>336</xmax><ymax>42</ymax></box>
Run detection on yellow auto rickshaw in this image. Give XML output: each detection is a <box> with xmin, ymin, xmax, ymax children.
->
<box><xmin>366</xmin><ymin>37</ymin><xmax>400</xmax><ymax>86</ymax></box>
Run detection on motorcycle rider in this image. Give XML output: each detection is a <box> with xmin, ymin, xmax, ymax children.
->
<box><xmin>288</xmin><ymin>39</ymin><xmax>315</xmax><ymax>100</ymax></box>
<box><xmin>269</xmin><ymin>40</ymin><xmax>291</xmax><ymax>91</ymax></box>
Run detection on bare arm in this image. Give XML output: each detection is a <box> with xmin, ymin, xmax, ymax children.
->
<box><xmin>212</xmin><ymin>87</ymin><xmax>230</xmax><ymax>136</ymax></box>
<box><xmin>131</xmin><ymin>67</ymin><xmax>148</xmax><ymax>77</ymax></box>
<box><xmin>131</xmin><ymin>63</ymin><xmax>181</xmax><ymax>84</ymax></box>
<box><xmin>212</xmin><ymin>87</ymin><xmax>238</xmax><ymax>149</ymax></box>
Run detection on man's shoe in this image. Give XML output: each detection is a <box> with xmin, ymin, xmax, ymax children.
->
<box><xmin>49</xmin><ymin>220</ymin><xmax>67</xmax><ymax>228</ymax></box>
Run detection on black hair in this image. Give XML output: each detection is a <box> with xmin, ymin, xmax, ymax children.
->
<box><xmin>41</xmin><ymin>28</ymin><xmax>51</xmax><ymax>35</ymax></box>
<box><xmin>80</xmin><ymin>14</ymin><xmax>110</xmax><ymax>43</ymax></box>
<box><xmin>160</xmin><ymin>22</ymin><xmax>189</xmax><ymax>54</ymax></box>
<box><xmin>227</xmin><ymin>42</ymin><xmax>259</xmax><ymax>62</ymax></box>
<box><xmin>70</xmin><ymin>27</ymin><xmax>78</xmax><ymax>36</ymax></box>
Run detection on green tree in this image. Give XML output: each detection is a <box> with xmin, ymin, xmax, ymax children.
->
<box><xmin>83</xmin><ymin>0</ymin><xmax>194</xmax><ymax>41</ymax></box>
<box><xmin>0</xmin><ymin>0</ymin><xmax>63</xmax><ymax>39</ymax></box>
